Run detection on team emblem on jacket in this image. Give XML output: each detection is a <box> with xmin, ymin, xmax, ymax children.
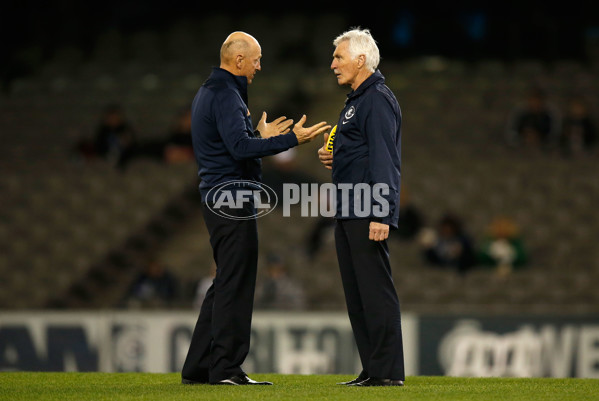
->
<box><xmin>344</xmin><ymin>106</ymin><xmax>356</xmax><ymax>120</ymax></box>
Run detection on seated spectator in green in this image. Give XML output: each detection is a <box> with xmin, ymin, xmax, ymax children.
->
<box><xmin>478</xmin><ymin>216</ymin><xmax>528</xmax><ymax>277</ymax></box>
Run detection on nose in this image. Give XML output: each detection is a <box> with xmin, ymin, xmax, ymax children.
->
<box><xmin>330</xmin><ymin>59</ymin><xmax>336</xmax><ymax>70</ymax></box>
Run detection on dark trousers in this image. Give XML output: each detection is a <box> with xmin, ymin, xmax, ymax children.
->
<box><xmin>335</xmin><ymin>219</ymin><xmax>405</xmax><ymax>380</ymax></box>
<box><xmin>182</xmin><ymin>203</ymin><xmax>258</xmax><ymax>383</ymax></box>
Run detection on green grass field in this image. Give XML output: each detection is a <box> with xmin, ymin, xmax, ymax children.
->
<box><xmin>1</xmin><ymin>373</ymin><xmax>597</xmax><ymax>401</ymax></box>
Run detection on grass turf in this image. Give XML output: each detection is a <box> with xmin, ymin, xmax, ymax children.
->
<box><xmin>0</xmin><ymin>373</ymin><xmax>598</xmax><ymax>401</ymax></box>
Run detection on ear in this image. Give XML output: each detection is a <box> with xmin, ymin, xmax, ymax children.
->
<box><xmin>235</xmin><ymin>54</ymin><xmax>244</xmax><ymax>70</ymax></box>
<box><xmin>356</xmin><ymin>55</ymin><xmax>366</xmax><ymax>69</ymax></box>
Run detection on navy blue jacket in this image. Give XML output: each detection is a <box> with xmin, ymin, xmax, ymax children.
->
<box><xmin>332</xmin><ymin>70</ymin><xmax>402</xmax><ymax>228</ymax></box>
<box><xmin>191</xmin><ymin>68</ymin><xmax>298</xmax><ymax>202</ymax></box>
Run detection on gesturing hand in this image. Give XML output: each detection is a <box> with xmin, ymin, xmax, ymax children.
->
<box><xmin>257</xmin><ymin>112</ymin><xmax>294</xmax><ymax>138</ymax></box>
<box><xmin>369</xmin><ymin>222</ymin><xmax>389</xmax><ymax>242</ymax></box>
<box><xmin>293</xmin><ymin>115</ymin><xmax>331</xmax><ymax>144</ymax></box>
<box><xmin>318</xmin><ymin>131</ymin><xmax>333</xmax><ymax>170</ymax></box>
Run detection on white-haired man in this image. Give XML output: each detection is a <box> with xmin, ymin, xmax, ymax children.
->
<box><xmin>318</xmin><ymin>28</ymin><xmax>405</xmax><ymax>387</ymax></box>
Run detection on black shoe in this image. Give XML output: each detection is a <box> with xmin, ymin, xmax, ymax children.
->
<box><xmin>337</xmin><ymin>372</ymin><xmax>369</xmax><ymax>385</ymax></box>
<box><xmin>181</xmin><ymin>377</ymin><xmax>208</xmax><ymax>385</ymax></box>
<box><xmin>355</xmin><ymin>377</ymin><xmax>404</xmax><ymax>387</ymax></box>
<box><xmin>213</xmin><ymin>374</ymin><xmax>273</xmax><ymax>385</ymax></box>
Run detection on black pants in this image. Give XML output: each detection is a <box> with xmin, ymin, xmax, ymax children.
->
<box><xmin>335</xmin><ymin>219</ymin><xmax>405</xmax><ymax>380</ymax></box>
<box><xmin>182</xmin><ymin>203</ymin><xmax>258</xmax><ymax>383</ymax></box>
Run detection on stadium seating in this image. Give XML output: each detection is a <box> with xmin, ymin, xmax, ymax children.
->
<box><xmin>1</xmin><ymin>15</ymin><xmax>598</xmax><ymax>314</ymax></box>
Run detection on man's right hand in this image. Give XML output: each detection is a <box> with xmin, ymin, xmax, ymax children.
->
<box><xmin>257</xmin><ymin>112</ymin><xmax>294</xmax><ymax>138</ymax></box>
<box><xmin>318</xmin><ymin>132</ymin><xmax>333</xmax><ymax>170</ymax></box>
<box><xmin>293</xmin><ymin>115</ymin><xmax>331</xmax><ymax>144</ymax></box>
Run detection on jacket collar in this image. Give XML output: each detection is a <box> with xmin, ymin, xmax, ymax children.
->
<box><xmin>346</xmin><ymin>69</ymin><xmax>385</xmax><ymax>101</ymax></box>
<box><xmin>209</xmin><ymin>67</ymin><xmax>249</xmax><ymax>105</ymax></box>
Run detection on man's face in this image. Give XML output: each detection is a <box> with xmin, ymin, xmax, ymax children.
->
<box><xmin>331</xmin><ymin>40</ymin><xmax>359</xmax><ymax>87</ymax></box>
<box><xmin>241</xmin><ymin>44</ymin><xmax>262</xmax><ymax>84</ymax></box>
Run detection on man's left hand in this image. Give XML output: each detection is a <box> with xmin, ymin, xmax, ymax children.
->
<box><xmin>257</xmin><ymin>112</ymin><xmax>294</xmax><ymax>138</ymax></box>
<box><xmin>369</xmin><ymin>221</ymin><xmax>389</xmax><ymax>241</ymax></box>
<box><xmin>318</xmin><ymin>132</ymin><xmax>333</xmax><ymax>170</ymax></box>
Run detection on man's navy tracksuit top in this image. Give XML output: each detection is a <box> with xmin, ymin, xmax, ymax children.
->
<box><xmin>191</xmin><ymin>67</ymin><xmax>298</xmax><ymax>203</ymax></box>
<box><xmin>332</xmin><ymin>70</ymin><xmax>402</xmax><ymax>228</ymax></box>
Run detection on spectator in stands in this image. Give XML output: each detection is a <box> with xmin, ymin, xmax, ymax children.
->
<box><xmin>478</xmin><ymin>216</ymin><xmax>528</xmax><ymax>277</ymax></box>
<box><xmin>125</xmin><ymin>259</ymin><xmax>178</xmax><ymax>308</ymax></box>
<box><xmin>559</xmin><ymin>97</ymin><xmax>597</xmax><ymax>157</ymax></box>
<box><xmin>419</xmin><ymin>213</ymin><xmax>476</xmax><ymax>274</ymax></box>
<box><xmin>164</xmin><ymin>108</ymin><xmax>194</xmax><ymax>163</ymax></box>
<box><xmin>505</xmin><ymin>87</ymin><xmax>560</xmax><ymax>151</ymax></box>
<box><xmin>392</xmin><ymin>187</ymin><xmax>424</xmax><ymax>241</ymax></box>
<box><xmin>118</xmin><ymin>108</ymin><xmax>194</xmax><ymax>169</ymax></box>
<box><xmin>73</xmin><ymin>103</ymin><xmax>137</xmax><ymax>168</ymax></box>
<box><xmin>94</xmin><ymin>103</ymin><xmax>137</xmax><ymax>168</ymax></box>
<box><xmin>76</xmin><ymin>106</ymin><xmax>194</xmax><ymax>170</ymax></box>
<box><xmin>255</xmin><ymin>253</ymin><xmax>306</xmax><ymax>310</ymax></box>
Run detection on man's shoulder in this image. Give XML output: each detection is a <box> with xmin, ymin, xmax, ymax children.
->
<box><xmin>200</xmin><ymin>82</ymin><xmax>242</xmax><ymax>106</ymax></box>
<box><xmin>373</xmin><ymin>82</ymin><xmax>399</xmax><ymax>105</ymax></box>
<box><xmin>203</xmin><ymin>79</ymin><xmax>236</xmax><ymax>95</ymax></box>
<box><xmin>359</xmin><ymin>83</ymin><xmax>399</xmax><ymax>113</ymax></box>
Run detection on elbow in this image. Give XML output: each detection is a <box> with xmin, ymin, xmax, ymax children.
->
<box><xmin>229</xmin><ymin>144</ymin><xmax>248</xmax><ymax>161</ymax></box>
<box><xmin>230</xmin><ymin>151</ymin><xmax>245</xmax><ymax>161</ymax></box>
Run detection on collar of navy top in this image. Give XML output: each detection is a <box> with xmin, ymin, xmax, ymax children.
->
<box><xmin>208</xmin><ymin>67</ymin><xmax>249</xmax><ymax>106</ymax></box>
<box><xmin>344</xmin><ymin>69</ymin><xmax>385</xmax><ymax>104</ymax></box>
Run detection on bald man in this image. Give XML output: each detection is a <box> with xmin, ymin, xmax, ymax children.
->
<box><xmin>181</xmin><ymin>32</ymin><xmax>330</xmax><ymax>386</ymax></box>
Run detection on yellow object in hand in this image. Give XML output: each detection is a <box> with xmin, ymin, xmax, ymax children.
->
<box><xmin>326</xmin><ymin>125</ymin><xmax>337</xmax><ymax>153</ymax></box>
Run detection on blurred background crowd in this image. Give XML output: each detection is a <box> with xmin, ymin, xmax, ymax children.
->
<box><xmin>1</xmin><ymin>1</ymin><xmax>598</xmax><ymax>315</ymax></box>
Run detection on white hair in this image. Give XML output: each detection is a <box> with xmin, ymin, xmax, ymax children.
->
<box><xmin>333</xmin><ymin>28</ymin><xmax>380</xmax><ymax>72</ymax></box>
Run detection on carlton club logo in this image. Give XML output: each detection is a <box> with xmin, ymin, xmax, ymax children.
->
<box><xmin>342</xmin><ymin>106</ymin><xmax>356</xmax><ymax>125</ymax></box>
<box><xmin>345</xmin><ymin>106</ymin><xmax>356</xmax><ymax>120</ymax></box>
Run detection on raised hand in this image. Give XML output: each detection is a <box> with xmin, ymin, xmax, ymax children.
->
<box><xmin>318</xmin><ymin>131</ymin><xmax>333</xmax><ymax>170</ymax></box>
<box><xmin>293</xmin><ymin>115</ymin><xmax>331</xmax><ymax>144</ymax></box>
<box><xmin>257</xmin><ymin>112</ymin><xmax>294</xmax><ymax>138</ymax></box>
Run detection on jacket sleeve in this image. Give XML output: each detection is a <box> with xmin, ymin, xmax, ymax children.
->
<box><xmin>362</xmin><ymin>92</ymin><xmax>401</xmax><ymax>227</ymax></box>
<box><xmin>214</xmin><ymin>89</ymin><xmax>298</xmax><ymax>160</ymax></box>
